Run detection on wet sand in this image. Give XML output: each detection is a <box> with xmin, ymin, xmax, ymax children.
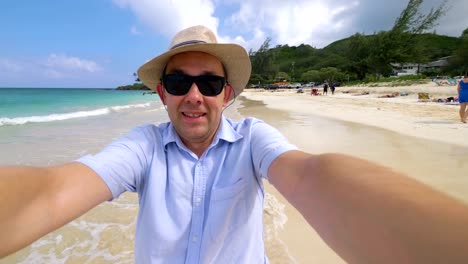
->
<box><xmin>240</xmin><ymin>83</ymin><xmax>468</xmax><ymax>263</ymax></box>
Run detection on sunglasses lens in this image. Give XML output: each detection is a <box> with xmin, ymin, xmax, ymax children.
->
<box><xmin>163</xmin><ymin>74</ymin><xmax>191</xmax><ymax>96</ymax></box>
<box><xmin>163</xmin><ymin>74</ymin><xmax>225</xmax><ymax>96</ymax></box>
<box><xmin>196</xmin><ymin>75</ymin><xmax>225</xmax><ymax>96</ymax></box>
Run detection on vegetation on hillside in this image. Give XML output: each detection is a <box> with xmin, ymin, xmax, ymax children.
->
<box><xmin>444</xmin><ymin>28</ymin><xmax>468</xmax><ymax>75</ymax></box>
<box><xmin>249</xmin><ymin>0</ymin><xmax>465</xmax><ymax>86</ymax></box>
<box><xmin>116</xmin><ymin>83</ymin><xmax>150</xmax><ymax>90</ymax></box>
<box><xmin>116</xmin><ymin>72</ymin><xmax>150</xmax><ymax>90</ymax></box>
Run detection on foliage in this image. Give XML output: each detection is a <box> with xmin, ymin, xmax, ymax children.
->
<box><xmin>274</xmin><ymin>44</ymin><xmax>317</xmax><ymax>80</ymax></box>
<box><xmin>417</xmin><ymin>33</ymin><xmax>461</xmax><ymax>60</ymax></box>
<box><xmin>249</xmin><ymin>73</ymin><xmax>265</xmax><ymax>86</ymax></box>
<box><xmin>301</xmin><ymin>70</ymin><xmax>321</xmax><ymax>82</ymax></box>
<box><xmin>355</xmin><ymin>0</ymin><xmax>448</xmax><ymax>79</ymax></box>
<box><xmin>277</xmin><ymin>72</ymin><xmax>290</xmax><ymax>81</ymax></box>
<box><xmin>133</xmin><ymin>72</ymin><xmax>141</xmax><ymax>82</ymax></box>
<box><xmin>116</xmin><ymin>83</ymin><xmax>150</xmax><ymax>90</ymax></box>
<box><xmin>248</xmin><ymin>0</ymin><xmax>457</xmax><ymax>85</ymax></box>
<box><xmin>392</xmin><ymin>0</ymin><xmax>447</xmax><ymax>34</ymax></box>
<box><xmin>249</xmin><ymin>38</ymin><xmax>278</xmax><ymax>83</ymax></box>
<box><xmin>320</xmin><ymin>67</ymin><xmax>346</xmax><ymax>82</ymax></box>
<box><xmin>342</xmin><ymin>33</ymin><xmax>372</xmax><ymax>80</ymax></box>
<box><xmin>444</xmin><ymin>28</ymin><xmax>468</xmax><ymax>75</ymax></box>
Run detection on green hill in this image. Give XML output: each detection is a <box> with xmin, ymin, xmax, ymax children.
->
<box><xmin>116</xmin><ymin>83</ymin><xmax>150</xmax><ymax>90</ymax></box>
<box><xmin>249</xmin><ymin>33</ymin><xmax>461</xmax><ymax>83</ymax></box>
<box><xmin>323</xmin><ymin>33</ymin><xmax>460</xmax><ymax>61</ymax></box>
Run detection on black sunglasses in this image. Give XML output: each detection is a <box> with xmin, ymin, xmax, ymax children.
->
<box><xmin>162</xmin><ymin>74</ymin><xmax>226</xmax><ymax>96</ymax></box>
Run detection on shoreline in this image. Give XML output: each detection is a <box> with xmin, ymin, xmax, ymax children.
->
<box><xmin>241</xmin><ymin>82</ymin><xmax>467</xmax><ymax>147</ymax></box>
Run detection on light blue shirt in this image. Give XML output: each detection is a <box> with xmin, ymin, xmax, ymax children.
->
<box><xmin>78</xmin><ymin>116</ymin><xmax>297</xmax><ymax>264</ymax></box>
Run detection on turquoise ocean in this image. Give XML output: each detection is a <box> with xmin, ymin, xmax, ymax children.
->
<box><xmin>0</xmin><ymin>88</ymin><xmax>159</xmax><ymax>126</ymax></box>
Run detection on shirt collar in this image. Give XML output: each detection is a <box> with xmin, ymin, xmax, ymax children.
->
<box><xmin>213</xmin><ymin>115</ymin><xmax>243</xmax><ymax>144</ymax></box>
<box><xmin>162</xmin><ymin>115</ymin><xmax>243</xmax><ymax>151</ymax></box>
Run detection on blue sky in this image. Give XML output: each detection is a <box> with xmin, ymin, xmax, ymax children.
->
<box><xmin>1</xmin><ymin>0</ymin><xmax>466</xmax><ymax>88</ymax></box>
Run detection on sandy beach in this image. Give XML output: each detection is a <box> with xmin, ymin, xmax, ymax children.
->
<box><xmin>239</xmin><ymin>81</ymin><xmax>468</xmax><ymax>264</ymax></box>
<box><xmin>242</xmin><ymin>81</ymin><xmax>467</xmax><ymax>147</ymax></box>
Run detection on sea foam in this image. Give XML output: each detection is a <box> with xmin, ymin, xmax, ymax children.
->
<box><xmin>0</xmin><ymin>103</ymin><xmax>153</xmax><ymax>126</ymax></box>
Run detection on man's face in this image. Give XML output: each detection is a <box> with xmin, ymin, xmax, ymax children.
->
<box><xmin>156</xmin><ymin>51</ymin><xmax>232</xmax><ymax>151</ymax></box>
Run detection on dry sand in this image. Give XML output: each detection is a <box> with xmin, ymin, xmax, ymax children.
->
<box><xmin>242</xmin><ymin>82</ymin><xmax>467</xmax><ymax>147</ymax></box>
<box><xmin>240</xmin><ymin>81</ymin><xmax>467</xmax><ymax>264</ymax></box>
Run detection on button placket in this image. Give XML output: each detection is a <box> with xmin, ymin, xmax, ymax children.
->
<box><xmin>185</xmin><ymin>160</ymin><xmax>206</xmax><ymax>263</ymax></box>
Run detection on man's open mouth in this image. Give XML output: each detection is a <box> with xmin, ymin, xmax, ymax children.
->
<box><xmin>182</xmin><ymin>112</ymin><xmax>206</xmax><ymax>118</ymax></box>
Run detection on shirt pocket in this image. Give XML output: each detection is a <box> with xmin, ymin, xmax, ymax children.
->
<box><xmin>207</xmin><ymin>178</ymin><xmax>247</xmax><ymax>242</ymax></box>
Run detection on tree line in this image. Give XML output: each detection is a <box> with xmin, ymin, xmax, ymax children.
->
<box><xmin>249</xmin><ymin>0</ymin><xmax>467</xmax><ymax>86</ymax></box>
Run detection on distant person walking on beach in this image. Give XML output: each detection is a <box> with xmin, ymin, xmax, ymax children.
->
<box><xmin>3</xmin><ymin>25</ymin><xmax>468</xmax><ymax>264</ymax></box>
<box><xmin>330</xmin><ymin>83</ymin><xmax>336</xmax><ymax>95</ymax></box>
<box><xmin>323</xmin><ymin>82</ymin><xmax>328</xmax><ymax>95</ymax></box>
<box><xmin>457</xmin><ymin>74</ymin><xmax>468</xmax><ymax>123</ymax></box>
<box><xmin>322</xmin><ymin>83</ymin><xmax>328</xmax><ymax>95</ymax></box>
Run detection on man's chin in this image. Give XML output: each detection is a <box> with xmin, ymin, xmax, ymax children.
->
<box><xmin>180</xmin><ymin>130</ymin><xmax>210</xmax><ymax>142</ymax></box>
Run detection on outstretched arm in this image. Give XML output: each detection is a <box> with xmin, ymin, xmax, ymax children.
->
<box><xmin>0</xmin><ymin>162</ymin><xmax>111</xmax><ymax>258</ymax></box>
<box><xmin>269</xmin><ymin>150</ymin><xmax>468</xmax><ymax>263</ymax></box>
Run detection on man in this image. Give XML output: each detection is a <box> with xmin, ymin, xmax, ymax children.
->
<box><xmin>2</xmin><ymin>25</ymin><xmax>468</xmax><ymax>263</ymax></box>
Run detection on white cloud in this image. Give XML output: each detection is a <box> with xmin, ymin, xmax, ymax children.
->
<box><xmin>226</xmin><ymin>1</ymin><xmax>348</xmax><ymax>48</ymax></box>
<box><xmin>45</xmin><ymin>54</ymin><xmax>101</xmax><ymax>73</ymax></box>
<box><xmin>112</xmin><ymin>0</ymin><xmax>219</xmax><ymax>40</ymax></box>
<box><xmin>113</xmin><ymin>0</ymin><xmax>467</xmax><ymax>50</ymax></box>
<box><xmin>0</xmin><ymin>58</ymin><xmax>22</xmax><ymax>73</ymax></box>
<box><xmin>0</xmin><ymin>55</ymin><xmax>103</xmax><ymax>84</ymax></box>
<box><xmin>44</xmin><ymin>69</ymin><xmax>64</xmax><ymax>79</ymax></box>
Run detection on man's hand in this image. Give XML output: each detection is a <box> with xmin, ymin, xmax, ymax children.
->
<box><xmin>0</xmin><ymin>162</ymin><xmax>112</xmax><ymax>258</ymax></box>
<box><xmin>269</xmin><ymin>151</ymin><xmax>468</xmax><ymax>263</ymax></box>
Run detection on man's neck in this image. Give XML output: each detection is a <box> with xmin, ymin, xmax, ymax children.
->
<box><xmin>183</xmin><ymin>138</ymin><xmax>214</xmax><ymax>158</ymax></box>
<box><xmin>177</xmin><ymin>118</ymin><xmax>223</xmax><ymax>158</ymax></box>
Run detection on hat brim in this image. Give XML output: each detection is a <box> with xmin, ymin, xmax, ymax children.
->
<box><xmin>137</xmin><ymin>43</ymin><xmax>251</xmax><ymax>100</ymax></box>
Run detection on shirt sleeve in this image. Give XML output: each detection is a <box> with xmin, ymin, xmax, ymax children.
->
<box><xmin>249</xmin><ymin>119</ymin><xmax>298</xmax><ymax>181</ymax></box>
<box><xmin>77</xmin><ymin>125</ymin><xmax>157</xmax><ymax>199</ymax></box>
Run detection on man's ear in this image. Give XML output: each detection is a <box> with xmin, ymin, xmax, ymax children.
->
<box><xmin>156</xmin><ymin>83</ymin><xmax>166</xmax><ymax>105</ymax></box>
<box><xmin>223</xmin><ymin>84</ymin><xmax>233</xmax><ymax>106</ymax></box>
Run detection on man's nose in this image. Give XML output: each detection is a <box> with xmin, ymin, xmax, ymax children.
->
<box><xmin>184</xmin><ymin>82</ymin><xmax>203</xmax><ymax>102</ymax></box>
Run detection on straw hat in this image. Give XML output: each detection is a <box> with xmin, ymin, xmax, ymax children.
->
<box><xmin>137</xmin><ymin>25</ymin><xmax>251</xmax><ymax>99</ymax></box>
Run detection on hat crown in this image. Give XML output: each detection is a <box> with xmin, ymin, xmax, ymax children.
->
<box><xmin>170</xmin><ymin>25</ymin><xmax>218</xmax><ymax>50</ymax></box>
<box><xmin>138</xmin><ymin>25</ymin><xmax>251</xmax><ymax>100</ymax></box>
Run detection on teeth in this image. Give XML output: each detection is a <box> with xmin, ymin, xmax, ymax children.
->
<box><xmin>185</xmin><ymin>113</ymin><xmax>203</xmax><ymax>118</ymax></box>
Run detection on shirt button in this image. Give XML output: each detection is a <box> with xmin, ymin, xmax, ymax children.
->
<box><xmin>192</xmin><ymin>236</ymin><xmax>198</xmax><ymax>243</ymax></box>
